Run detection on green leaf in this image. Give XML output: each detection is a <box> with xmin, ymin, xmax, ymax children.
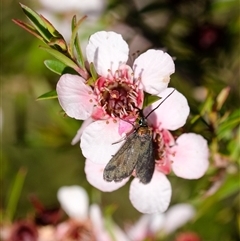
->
<box><xmin>37</xmin><ymin>90</ymin><xmax>58</xmax><ymax>100</ymax></box>
<box><xmin>89</xmin><ymin>62</ymin><xmax>98</xmax><ymax>83</ymax></box>
<box><xmin>216</xmin><ymin>87</ymin><xmax>230</xmax><ymax>111</ymax></box>
<box><xmin>44</xmin><ymin>60</ymin><xmax>68</xmax><ymax>75</ymax></box>
<box><xmin>20</xmin><ymin>3</ymin><xmax>52</xmax><ymax>42</ymax></box>
<box><xmin>48</xmin><ymin>37</ymin><xmax>68</xmax><ymax>52</ymax></box>
<box><xmin>39</xmin><ymin>46</ymin><xmax>79</xmax><ymax>70</ymax></box>
<box><xmin>5</xmin><ymin>168</ymin><xmax>27</xmax><ymax>221</ymax></box>
<box><xmin>217</xmin><ymin>109</ymin><xmax>240</xmax><ymax>139</ymax></box>
<box><xmin>143</xmin><ymin>92</ymin><xmax>161</xmax><ymax>109</ymax></box>
<box><xmin>40</xmin><ymin>46</ymin><xmax>89</xmax><ymax>78</ymax></box>
<box><xmin>39</xmin><ymin>14</ymin><xmax>63</xmax><ymax>38</ymax></box>
<box><xmin>71</xmin><ymin>15</ymin><xmax>86</xmax><ymax>68</ymax></box>
<box><xmin>12</xmin><ymin>19</ymin><xmax>44</xmax><ymax>41</ymax></box>
<box><xmin>195</xmin><ymin>173</ymin><xmax>239</xmax><ymax>220</ymax></box>
<box><xmin>200</xmin><ymin>90</ymin><xmax>214</xmax><ymax>115</ymax></box>
<box><xmin>217</xmin><ymin>173</ymin><xmax>239</xmax><ymax>200</ymax></box>
<box><xmin>44</xmin><ymin>60</ymin><xmax>78</xmax><ymax>75</ymax></box>
<box><xmin>190</xmin><ymin>114</ymin><xmax>201</xmax><ymax>124</ymax></box>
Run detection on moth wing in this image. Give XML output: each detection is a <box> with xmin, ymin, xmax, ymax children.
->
<box><xmin>135</xmin><ymin>134</ymin><xmax>155</xmax><ymax>184</ymax></box>
<box><xmin>103</xmin><ymin>131</ymin><xmax>140</xmax><ymax>182</ymax></box>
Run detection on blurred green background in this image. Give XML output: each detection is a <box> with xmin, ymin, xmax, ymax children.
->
<box><xmin>1</xmin><ymin>0</ymin><xmax>239</xmax><ymax>240</ymax></box>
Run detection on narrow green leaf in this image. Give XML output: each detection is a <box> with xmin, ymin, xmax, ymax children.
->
<box><xmin>69</xmin><ymin>15</ymin><xmax>87</xmax><ymax>62</ymax></box>
<box><xmin>200</xmin><ymin>91</ymin><xmax>213</xmax><ymax>115</ymax></box>
<box><xmin>216</xmin><ymin>87</ymin><xmax>230</xmax><ymax>111</ymax></box>
<box><xmin>71</xmin><ymin>16</ymin><xmax>85</xmax><ymax>67</ymax></box>
<box><xmin>39</xmin><ymin>46</ymin><xmax>79</xmax><ymax>71</ymax></box>
<box><xmin>37</xmin><ymin>90</ymin><xmax>58</xmax><ymax>100</ymax></box>
<box><xmin>217</xmin><ymin>109</ymin><xmax>240</xmax><ymax>139</ymax></box>
<box><xmin>86</xmin><ymin>77</ymin><xmax>98</xmax><ymax>86</ymax></box>
<box><xmin>195</xmin><ymin>173</ymin><xmax>239</xmax><ymax>220</ymax></box>
<box><xmin>41</xmin><ymin>46</ymin><xmax>88</xmax><ymax>78</ymax></box>
<box><xmin>143</xmin><ymin>92</ymin><xmax>161</xmax><ymax>109</ymax></box>
<box><xmin>89</xmin><ymin>62</ymin><xmax>98</xmax><ymax>82</ymax></box>
<box><xmin>48</xmin><ymin>37</ymin><xmax>68</xmax><ymax>52</ymax></box>
<box><xmin>40</xmin><ymin>14</ymin><xmax>63</xmax><ymax>38</ymax></box>
<box><xmin>217</xmin><ymin>173</ymin><xmax>239</xmax><ymax>200</ymax></box>
<box><xmin>191</xmin><ymin>114</ymin><xmax>201</xmax><ymax>124</ymax></box>
<box><xmin>44</xmin><ymin>60</ymin><xmax>68</xmax><ymax>75</ymax></box>
<box><xmin>20</xmin><ymin>3</ymin><xmax>52</xmax><ymax>42</ymax></box>
<box><xmin>6</xmin><ymin>168</ymin><xmax>27</xmax><ymax>221</ymax></box>
<box><xmin>12</xmin><ymin>19</ymin><xmax>44</xmax><ymax>41</ymax></box>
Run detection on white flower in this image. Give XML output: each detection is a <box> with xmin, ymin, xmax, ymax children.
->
<box><xmin>127</xmin><ymin>203</ymin><xmax>196</xmax><ymax>240</ymax></box>
<box><xmin>57</xmin><ymin>185</ymin><xmax>129</xmax><ymax>241</ymax></box>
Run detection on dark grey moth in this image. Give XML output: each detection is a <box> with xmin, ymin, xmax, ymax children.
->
<box><xmin>103</xmin><ymin>89</ymin><xmax>175</xmax><ymax>184</ymax></box>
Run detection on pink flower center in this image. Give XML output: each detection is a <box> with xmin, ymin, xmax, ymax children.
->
<box><xmin>154</xmin><ymin>129</ymin><xmax>176</xmax><ymax>174</ymax></box>
<box><xmin>95</xmin><ymin>68</ymin><xmax>142</xmax><ymax>118</ymax></box>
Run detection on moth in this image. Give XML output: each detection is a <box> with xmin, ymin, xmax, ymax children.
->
<box><xmin>103</xmin><ymin>89</ymin><xmax>175</xmax><ymax>184</ymax></box>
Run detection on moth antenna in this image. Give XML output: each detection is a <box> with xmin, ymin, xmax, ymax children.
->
<box><xmin>112</xmin><ymin>136</ymin><xmax>127</xmax><ymax>145</ymax></box>
<box><xmin>145</xmin><ymin>88</ymin><xmax>176</xmax><ymax>118</ymax></box>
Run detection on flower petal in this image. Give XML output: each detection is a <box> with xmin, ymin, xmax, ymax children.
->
<box><xmin>148</xmin><ymin>213</ymin><xmax>165</xmax><ymax>234</ymax></box>
<box><xmin>127</xmin><ymin>215</ymin><xmax>152</xmax><ymax>240</ymax></box>
<box><xmin>89</xmin><ymin>204</ymin><xmax>112</xmax><ymax>241</ymax></box>
<box><xmin>86</xmin><ymin>31</ymin><xmax>129</xmax><ymax>77</ymax></box>
<box><xmin>163</xmin><ymin>203</ymin><xmax>196</xmax><ymax>234</ymax></box>
<box><xmin>71</xmin><ymin>118</ymin><xmax>94</xmax><ymax>145</ymax></box>
<box><xmin>118</xmin><ymin>118</ymin><xmax>135</xmax><ymax>136</ymax></box>
<box><xmin>144</xmin><ymin>88</ymin><xmax>190</xmax><ymax>130</ymax></box>
<box><xmin>80</xmin><ymin>120</ymin><xmax>123</xmax><ymax>164</ymax></box>
<box><xmin>171</xmin><ymin>133</ymin><xmax>209</xmax><ymax>179</ymax></box>
<box><xmin>57</xmin><ymin>185</ymin><xmax>88</xmax><ymax>220</ymax></box>
<box><xmin>85</xmin><ymin>159</ymin><xmax>129</xmax><ymax>192</ymax></box>
<box><xmin>127</xmin><ymin>212</ymin><xmax>165</xmax><ymax>240</ymax></box>
<box><xmin>129</xmin><ymin>171</ymin><xmax>172</xmax><ymax>213</ymax></box>
<box><xmin>56</xmin><ymin>74</ymin><xmax>96</xmax><ymax>120</ymax></box>
<box><xmin>134</xmin><ymin>50</ymin><xmax>175</xmax><ymax>95</ymax></box>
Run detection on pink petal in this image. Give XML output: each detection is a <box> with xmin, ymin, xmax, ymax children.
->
<box><xmin>127</xmin><ymin>213</ymin><xmax>165</xmax><ymax>240</ymax></box>
<box><xmin>171</xmin><ymin>133</ymin><xmax>209</xmax><ymax>179</ymax></box>
<box><xmin>129</xmin><ymin>171</ymin><xmax>172</xmax><ymax>213</ymax></box>
<box><xmin>156</xmin><ymin>130</ymin><xmax>175</xmax><ymax>174</ymax></box>
<box><xmin>133</xmin><ymin>50</ymin><xmax>175</xmax><ymax>95</ymax></box>
<box><xmin>148</xmin><ymin>213</ymin><xmax>165</xmax><ymax>234</ymax></box>
<box><xmin>163</xmin><ymin>203</ymin><xmax>195</xmax><ymax>234</ymax></box>
<box><xmin>85</xmin><ymin>159</ymin><xmax>129</xmax><ymax>192</ymax></box>
<box><xmin>86</xmin><ymin>31</ymin><xmax>129</xmax><ymax>77</ymax></box>
<box><xmin>89</xmin><ymin>204</ymin><xmax>130</xmax><ymax>241</ymax></box>
<box><xmin>144</xmin><ymin>88</ymin><xmax>190</xmax><ymax>131</ymax></box>
<box><xmin>127</xmin><ymin>215</ymin><xmax>151</xmax><ymax>240</ymax></box>
<box><xmin>89</xmin><ymin>204</ymin><xmax>112</xmax><ymax>241</ymax></box>
<box><xmin>118</xmin><ymin>118</ymin><xmax>135</xmax><ymax>136</ymax></box>
<box><xmin>71</xmin><ymin>118</ymin><xmax>94</xmax><ymax>145</ymax></box>
<box><xmin>80</xmin><ymin>119</ymin><xmax>124</xmax><ymax>164</ymax></box>
<box><xmin>56</xmin><ymin>74</ymin><xmax>96</xmax><ymax>120</ymax></box>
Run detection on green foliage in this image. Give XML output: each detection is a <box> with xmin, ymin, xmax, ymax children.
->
<box><xmin>36</xmin><ymin>90</ymin><xmax>58</xmax><ymax>100</ymax></box>
<box><xmin>5</xmin><ymin>168</ymin><xmax>27</xmax><ymax>222</ymax></box>
<box><xmin>44</xmin><ymin>59</ymin><xmax>68</xmax><ymax>75</ymax></box>
<box><xmin>13</xmin><ymin>4</ymin><xmax>89</xmax><ymax>80</ymax></box>
<box><xmin>2</xmin><ymin>0</ymin><xmax>239</xmax><ymax>240</ymax></box>
<box><xmin>142</xmin><ymin>92</ymin><xmax>161</xmax><ymax>109</ymax></box>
